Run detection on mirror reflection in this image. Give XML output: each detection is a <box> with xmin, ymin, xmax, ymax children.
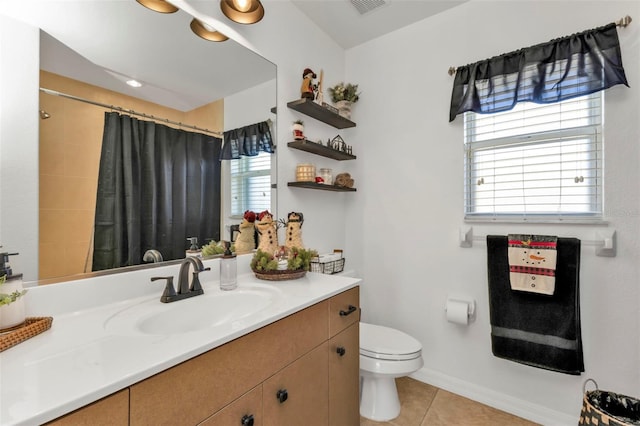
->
<box><xmin>25</xmin><ymin>1</ymin><xmax>277</xmax><ymax>282</ymax></box>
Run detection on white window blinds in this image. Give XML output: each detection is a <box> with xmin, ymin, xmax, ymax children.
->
<box><xmin>230</xmin><ymin>152</ymin><xmax>272</xmax><ymax>217</ymax></box>
<box><xmin>464</xmin><ymin>92</ymin><xmax>603</xmax><ymax>222</ymax></box>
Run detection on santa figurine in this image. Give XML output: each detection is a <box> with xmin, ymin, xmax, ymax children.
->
<box><xmin>300</xmin><ymin>68</ymin><xmax>316</xmax><ymax>100</ymax></box>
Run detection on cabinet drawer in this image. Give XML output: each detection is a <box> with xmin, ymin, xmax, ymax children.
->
<box><xmin>130</xmin><ymin>300</ymin><xmax>328</xmax><ymax>426</ymax></box>
<box><xmin>263</xmin><ymin>342</ymin><xmax>329</xmax><ymax>426</ymax></box>
<box><xmin>199</xmin><ymin>385</ymin><xmax>262</xmax><ymax>426</ymax></box>
<box><xmin>329</xmin><ymin>322</ymin><xmax>360</xmax><ymax>426</ymax></box>
<box><xmin>45</xmin><ymin>389</ymin><xmax>129</xmax><ymax>426</ymax></box>
<box><xmin>329</xmin><ymin>286</ymin><xmax>360</xmax><ymax>337</ymax></box>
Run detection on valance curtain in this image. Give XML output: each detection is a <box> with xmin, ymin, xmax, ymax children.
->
<box><xmin>449</xmin><ymin>23</ymin><xmax>629</xmax><ymax>122</ymax></box>
<box><xmin>220</xmin><ymin>120</ymin><xmax>274</xmax><ymax>160</ymax></box>
<box><xmin>93</xmin><ymin>112</ymin><xmax>222</xmax><ymax>271</ymax></box>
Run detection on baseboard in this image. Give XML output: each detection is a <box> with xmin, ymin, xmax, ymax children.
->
<box><xmin>410</xmin><ymin>367</ymin><xmax>576</xmax><ymax>426</ymax></box>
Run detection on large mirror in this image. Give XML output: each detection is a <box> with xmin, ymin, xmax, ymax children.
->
<box><xmin>3</xmin><ymin>1</ymin><xmax>276</xmax><ymax>283</ymax></box>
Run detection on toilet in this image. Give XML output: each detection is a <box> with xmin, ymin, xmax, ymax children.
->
<box><xmin>359</xmin><ymin>322</ymin><xmax>423</xmax><ymax>421</ymax></box>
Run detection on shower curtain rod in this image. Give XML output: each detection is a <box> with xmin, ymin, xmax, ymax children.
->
<box><xmin>39</xmin><ymin>87</ymin><xmax>223</xmax><ymax>137</ymax></box>
<box><xmin>447</xmin><ymin>14</ymin><xmax>633</xmax><ymax>76</ymax></box>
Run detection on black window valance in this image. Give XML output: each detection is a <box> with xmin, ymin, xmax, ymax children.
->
<box><xmin>220</xmin><ymin>120</ymin><xmax>274</xmax><ymax>160</ymax></box>
<box><xmin>449</xmin><ymin>23</ymin><xmax>629</xmax><ymax>122</ymax></box>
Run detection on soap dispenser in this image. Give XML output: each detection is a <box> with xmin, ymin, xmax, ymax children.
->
<box><xmin>219</xmin><ymin>242</ymin><xmax>237</xmax><ymax>291</ymax></box>
<box><xmin>186</xmin><ymin>237</ymin><xmax>201</xmax><ymax>258</ymax></box>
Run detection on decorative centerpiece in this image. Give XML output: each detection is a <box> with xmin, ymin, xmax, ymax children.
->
<box><xmin>251</xmin><ymin>247</ymin><xmax>317</xmax><ymax>281</ymax></box>
<box><xmin>328</xmin><ymin>82</ymin><xmax>360</xmax><ymax>119</ymax></box>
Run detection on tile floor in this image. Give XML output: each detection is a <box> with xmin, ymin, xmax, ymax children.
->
<box><xmin>360</xmin><ymin>377</ymin><xmax>539</xmax><ymax>426</ymax></box>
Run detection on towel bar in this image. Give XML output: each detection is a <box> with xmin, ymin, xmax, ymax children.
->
<box><xmin>458</xmin><ymin>227</ymin><xmax>616</xmax><ymax>257</ymax></box>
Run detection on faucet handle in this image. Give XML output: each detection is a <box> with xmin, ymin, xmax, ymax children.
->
<box><xmin>190</xmin><ymin>267</ymin><xmax>211</xmax><ymax>293</ymax></box>
<box><xmin>151</xmin><ymin>276</ymin><xmax>176</xmax><ymax>303</ymax></box>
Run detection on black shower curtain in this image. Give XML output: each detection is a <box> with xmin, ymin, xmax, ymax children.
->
<box><xmin>92</xmin><ymin>112</ymin><xmax>222</xmax><ymax>271</ymax></box>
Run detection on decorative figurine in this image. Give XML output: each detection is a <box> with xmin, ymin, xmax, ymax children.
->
<box><xmin>255</xmin><ymin>210</ymin><xmax>279</xmax><ymax>255</ymax></box>
<box><xmin>292</xmin><ymin>120</ymin><xmax>305</xmax><ymax>140</ymax></box>
<box><xmin>234</xmin><ymin>210</ymin><xmax>257</xmax><ymax>254</ymax></box>
<box><xmin>284</xmin><ymin>212</ymin><xmax>304</xmax><ymax>250</ymax></box>
<box><xmin>300</xmin><ymin>68</ymin><xmax>317</xmax><ymax>100</ymax></box>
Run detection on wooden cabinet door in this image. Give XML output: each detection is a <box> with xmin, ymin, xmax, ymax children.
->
<box><xmin>200</xmin><ymin>385</ymin><xmax>262</xmax><ymax>426</ymax></box>
<box><xmin>263</xmin><ymin>342</ymin><xmax>329</xmax><ymax>426</ymax></box>
<box><xmin>329</xmin><ymin>322</ymin><xmax>360</xmax><ymax>426</ymax></box>
<box><xmin>44</xmin><ymin>389</ymin><xmax>129</xmax><ymax>426</ymax></box>
<box><xmin>329</xmin><ymin>287</ymin><xmax>360</xmax><ymax>337</ymax></box>
<box><xmin>130</xmin><ymin>301</ymin><xmax>328</xmax><ymax>426</ymax></box>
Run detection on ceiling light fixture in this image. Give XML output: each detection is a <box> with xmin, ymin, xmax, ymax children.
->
<box><xmin>190</xmin><ymin>19</ymin><xmax>230</xmax><ymax>42</ymax></box>
<box><xmin>135</xmin><ymin>0</ymin><xmax>178</xmax><ymax>14</ymax></box>
<box><xmin>126</xmin><ymin>79</ymin><xmax>143</xmax><ymax>88</ymax></box>
<box><xmin>220</xmin><ymin>0</ymin><xmax>264</xmax><ymax>24</ymax></box>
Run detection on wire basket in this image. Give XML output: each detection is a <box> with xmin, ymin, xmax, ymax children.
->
<box><xmin>310</xmin><ymin>257</ymin><xmax>345</xmax><ymax>275</ymax></box>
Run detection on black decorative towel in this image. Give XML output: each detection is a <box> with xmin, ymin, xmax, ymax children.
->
<box><xmin>487</xmin><ymin>235</ymin><xmax>584</xmax><ymax>375</ymax></box>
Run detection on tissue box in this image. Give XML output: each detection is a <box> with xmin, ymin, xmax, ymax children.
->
<box><xmin>310</xmin><ymin>250</ymin><xmax>345</xmax><ymax>274</ymax></box>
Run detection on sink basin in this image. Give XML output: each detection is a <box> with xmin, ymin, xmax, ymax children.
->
<box><xmin>104</xmin><ymin>284</ymin><xmax>282</xmax><ymax>336</ymax></box>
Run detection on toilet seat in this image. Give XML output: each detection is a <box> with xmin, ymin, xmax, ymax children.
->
<box><xmin>360</xmin><ymin>322</ymin><xmax>422</xmax><ymax>361</ymax></box>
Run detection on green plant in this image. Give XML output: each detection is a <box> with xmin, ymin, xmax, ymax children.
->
<box><xmin>328</xmin><ymin>82</ymin><xmax>360</xmax><ymax>103</ymax></box>
<box><xmin>201</xmin><ymin>240</ymin><xmax>229</xmax><ymax>257</ymax></box>
<box><xmin>250</xmin><ymin>247</ymin><xmax>318</xmax><ymax>272</ymax></box>
<box><xmin>287</xmin><ymin>247</ymin><xmax>318</xmax><ymax>271</ymax></box>
<box><xmin>250</xmin><ymin>249</ymin><xmax>279</xmax><ymax>271</ymax></box>
<box><xmin>293</xmin><ymin>119</ymin><xmax>304</xmax><ymax>125</ymax></box>
<box><xmin>0</xmin><ymin>275</ymin><xmax>27</xmax><ymax>307</ymax></box>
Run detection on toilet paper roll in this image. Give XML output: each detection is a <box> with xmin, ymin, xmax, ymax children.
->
<box><xmin>446</xmin><ymin>299</ymin><xmax>469</xmax><ymax>325</ymax></box>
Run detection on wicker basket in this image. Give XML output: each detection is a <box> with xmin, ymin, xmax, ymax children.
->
<box><xmin>310</xmin><ymin>257</ymin><xmax>345</xmax><ymax>275</ymax></box>
<box><xmin>252</xmin><ymin>269</ymin><xmax>307</xmax><ymax>281</ymax></box>
<box><xmin>579</xmin><ymin>379</ymin><xmax>640</xmax><ymax>426</ymax></box>
<box><xmin>0</xmin><ymin>316</ymin><xmax>53</xmax><ymax>352</ymax></box>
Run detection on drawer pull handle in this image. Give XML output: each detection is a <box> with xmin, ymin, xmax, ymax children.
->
<box><xmin>339</xmin><ymin>305</ymin><xmax>357</xmax><ymax>316</ymax></box>
<box><xmin>241</xmin><ymin>414</ymin><xmax>255</xmax><ymax>426</ymax></box>
<box><xmin>336</xmin><ymin>346</ymin><xmax>346</xmax><ymax>356</ymax></box>
<box><xmin>277</xmin><ymin>389</ymin><xmax>288</xmax><ymax>404</ymax></box>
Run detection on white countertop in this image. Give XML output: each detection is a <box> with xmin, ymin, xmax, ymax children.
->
<box><xmin>0</xmin><ymin>258</ymin><xmax>360</xmax><ymax>425</ymax></box>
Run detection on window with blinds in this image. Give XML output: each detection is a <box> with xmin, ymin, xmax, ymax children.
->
<box><xmin>230</xmin><ymin>152</ymin><xmax>272</xmax><ymax>217</ymax></box>
<box><xmin>464</xmin><ymin>91</ymin><xmax>603</xmax><ymax>222</ymax></box>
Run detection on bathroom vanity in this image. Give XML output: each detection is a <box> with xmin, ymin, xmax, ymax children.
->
<box><xmin>0</xmin><ymin>259</ymin><xmax>361</xmax><ymax>425</ymax></box>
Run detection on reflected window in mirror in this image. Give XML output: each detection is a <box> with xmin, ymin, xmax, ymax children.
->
<box><xmin>230</xmin><ymin>152</ymin><xmax>272</xmax><ymax>218</ymax></box>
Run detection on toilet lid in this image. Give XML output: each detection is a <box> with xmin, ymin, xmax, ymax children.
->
<box><xmin>360</xmin><ymin>322</ymin><xmax>422</xmax><ymax>361</ymax></box>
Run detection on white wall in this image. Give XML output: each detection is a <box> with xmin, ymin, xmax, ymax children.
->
<box><xmin>0</xmin><ymin>15</ymin><xmax>39</xmax><ymax>281</ymax></box>
<box><xmin>346</xmin><ymin>1</ymin><xmax>640</xmax><ymax>424</ymax></box>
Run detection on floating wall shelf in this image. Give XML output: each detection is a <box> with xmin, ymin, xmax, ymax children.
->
<box><xmin>287</xmin><ymin>182</ymin><xmax>356</xmax><ymax>192</ymax></box>
<box><xmin>287</xmin><ymin>140</ymin><xmax>356</xmax><ymax>161</ymax></box>
<box><xmin>287</xmin><ymin>98</ymin><xmax>356</xmax><ymax>129</ymax></box>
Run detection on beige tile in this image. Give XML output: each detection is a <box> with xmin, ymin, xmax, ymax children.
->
<box><xmin>64</xmin><ymin>242</ymin><xmax>93</xmax><ymax>276</ymax></box>
<box><xmin>63</xmin><ymin>176</ymin><xmax>97</xmax><ymax>210</ymax></box>
<box><xmin>40</xmin><ymin>174</ymin><xmax>66</xmax><ymax>210</ymax></box>
<box><xmin>39</xmin><ymin>242</ymin><xmax>66</xmax><ymax>280</ymax></box>
<box><xmin>420</xmin><ymin>390</ymin><xmax>539</xmax><ymax>426</ymax></box>
<box><xmin>40</xmin><ymin>209</ymin><xmax>67</xmax><ymax>244</ymax></box>
<box><xmin>390</xmin><ymin>377</ymin><xmax>437</xmax><ymax>426</ymax></box>
<box><xmin>62</xmin><ymin>210</ymin><xmax>94</xmax><ymax>245</ymax></box>
<box><xmin>361</xmin><ymin>417</ymin><xmax>393</xmax><ymax>426</ymax></box>
<box><xmin>64</xmin><ymin>141</ymin><xmax>100</xmax><ymax>179</ymax></box>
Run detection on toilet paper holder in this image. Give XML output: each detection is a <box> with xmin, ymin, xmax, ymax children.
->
<box><xmin>445</xmin><ymin>298</ymin><xmax>476</xmax><ymax>322</ymax></box>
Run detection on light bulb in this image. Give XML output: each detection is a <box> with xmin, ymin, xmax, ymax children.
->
<box><xmin>233</xmin><ymin>0</ymin><xmax>251</xmax><ymax>12</ymax></box>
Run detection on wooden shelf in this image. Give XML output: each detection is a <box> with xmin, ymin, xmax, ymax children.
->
<box><xmin>288</xmin><ymin>182</ymin><xmax>357</xmax><ymax>192</ymax></box>
<box><xmin>287</xmin><ymin>98</ymin><xmax>356</xmax><ymax>129</ymax></box>
<box><xmin>288</xmin><ymin>140</ymin><xmax>356</xmax><ymax>161</ymax></box>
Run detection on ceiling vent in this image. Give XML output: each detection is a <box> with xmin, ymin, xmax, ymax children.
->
<box><xmin>349</xmin><ymin>0</ymin><xmax>387</xmax><ymax>15</ymax></box>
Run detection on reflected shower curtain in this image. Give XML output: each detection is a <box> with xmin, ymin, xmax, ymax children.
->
<box><xmin>92</xmin><ymin>112</ymin><xmax>222</xmax><ymax>271</ymax></box>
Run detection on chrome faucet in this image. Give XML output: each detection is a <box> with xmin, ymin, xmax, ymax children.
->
<box><xmin>150</xmin><ymin>257</ymin><xmax>210</xmax><ymax>303</ymax></box>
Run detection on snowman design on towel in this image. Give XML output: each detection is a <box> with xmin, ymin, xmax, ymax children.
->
<box><xmin>507</xmin><ymin>234</ymin><xmax>558</xmax><ymax>295</ymax></box>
